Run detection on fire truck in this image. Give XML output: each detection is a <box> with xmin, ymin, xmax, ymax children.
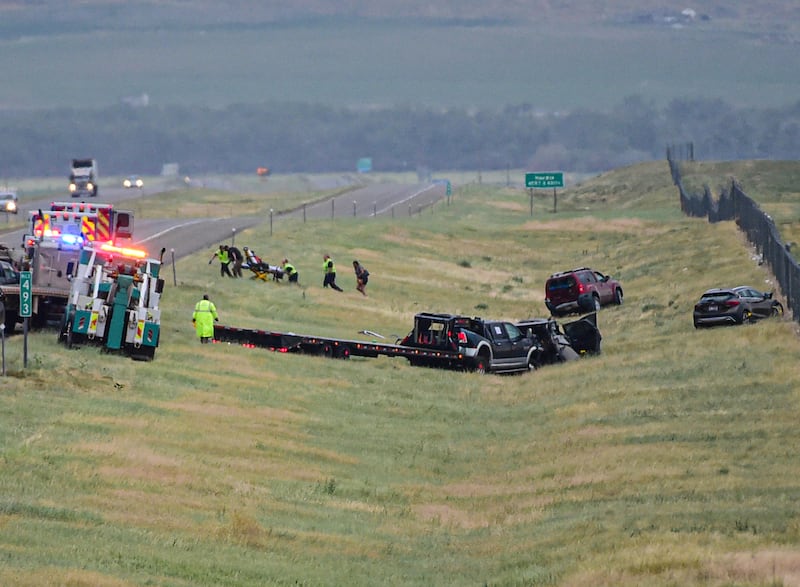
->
<box><xmin>0</xmin><ymin>202</ymin><xmax>134</xmax><ymax>331</ymax></box>
<box><xmin>59</xmin><ymin>242</ymin><xmax>164</xmax><ymax>361</ymax></box>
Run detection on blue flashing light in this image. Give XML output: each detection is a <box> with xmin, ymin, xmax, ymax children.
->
<box><xmin>60</xmin><ymin>234</ymin><xmax>84</xmax><ymax>249</ymax></box>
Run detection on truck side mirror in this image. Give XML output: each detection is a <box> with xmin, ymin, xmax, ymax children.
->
<box><xmin>155</xmin><ymin>278</ymin><xmax>165</xmax><ymax>294</ymax></box>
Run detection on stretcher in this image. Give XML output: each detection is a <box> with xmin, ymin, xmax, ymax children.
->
<box><xmin>243</xmin><ymin>261</ymin><xmax>284</xmax><ymax>282</ymax></box>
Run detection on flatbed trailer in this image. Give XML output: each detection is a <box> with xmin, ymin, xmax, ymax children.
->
<box><xmin>214</xmin><ymin>324</ymin><xmax>473</xmax><ymax>370</ymax></box>
<box><xmin>0</xmin><ymin>283</ymin><xmax>72</xmax><ymax>331</ymax></box>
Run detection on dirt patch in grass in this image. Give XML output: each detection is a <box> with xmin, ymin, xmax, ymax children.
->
<box><xmin>0</xmin><ymin>569</ymin><xmax>134</xmax><ymax>587</ymax></box>
<box><xmin>521</xmin><ymin>217</ymin><xmax>659</xmax><ymax>234</ymax></box>
<box><xmin>491</xmin><ymin>200</ymin><xmax>526</xmax><ymax>212</ymax></box>
<box><xmin>165</xmin><ymin>400</ymin><xmax>304</xmax><ymax>423</ymax></box>
<box><xmin>414</xmin><ymin>503</ymin><xmax>486</xmax><ymax>529</ymax></box>
<box><xmin>709</xmin><ymin>549</ymin><xmax>800</xmax><ymax>586</ymax></box>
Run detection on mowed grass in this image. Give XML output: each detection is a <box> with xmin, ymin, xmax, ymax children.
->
<box><xmin>1</xmin><ymin>161</ymin><xmax>800</xmax><ymax>586</ymax></box>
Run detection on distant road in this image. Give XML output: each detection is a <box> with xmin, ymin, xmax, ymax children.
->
<box><xmin>280</xmin><ymin>182</ymin><xmax>444</xmax><ymax>221</ymax></box>
<box><xmin>1</xmin><ymin>182</ymin><xmax>446</xmax><ymax>264</ymax></box>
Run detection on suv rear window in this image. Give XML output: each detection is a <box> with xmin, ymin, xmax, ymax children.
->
<box><xmin>547</xmin><ymin>276</ymin><xmax>575</xmax><ymax>291</ymax></box>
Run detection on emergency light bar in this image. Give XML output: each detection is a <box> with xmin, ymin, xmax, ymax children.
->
<box><xmin>100</xmin><ymin>243</ymin><xmax>147</xmax><ymax>259</ymax></box>
<box><xmin>51</xmin><ymin>201</ymin><xmax>113</xmax><ymax>213</ymax></box>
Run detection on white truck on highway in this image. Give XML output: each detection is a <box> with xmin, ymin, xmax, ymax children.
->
<box><xmin>68</xmin><ymin>158</ymin><xmax>98</xmax><ymax>198</ymax></box>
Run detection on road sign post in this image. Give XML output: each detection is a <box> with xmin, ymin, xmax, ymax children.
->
<box><xmin>20</xmin><ymin>270</ymin><xmax>31</xmax><ymax>368</ymax></box>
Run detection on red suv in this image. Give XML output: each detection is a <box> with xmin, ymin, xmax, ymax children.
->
<box><xmin>545</xmin><ymin>267</ymin><xmax>623</xmax><ymax>316</ymax></box>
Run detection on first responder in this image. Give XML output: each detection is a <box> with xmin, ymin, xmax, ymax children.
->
<box><xmin>192</xmin><ymin>294</ymin><xmax>219</xmax><ymax>344</ymax></box>
<box><xmin>322</xmin><ymin>254</ymin><xmax>343</xmax><ymax>291</ymax></box>
<box><xmin>209</xmin><ymin>245</ymin><xmax>232</xmax><ymax>277</ymax></box>
<box><xmin>282</xmin><ymin>259</ymin><xmax>299</xmax><ymax>284</ymax></box>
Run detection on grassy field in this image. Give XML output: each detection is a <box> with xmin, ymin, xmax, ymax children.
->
<box><xmin>2</xmin><ymin>21</ymin><xmax>800</xmax><ymax>112</ymax></box>
<box><xmin>1</xmin><ymin>161</ymin><xmax>800</xmax><ymax>586</ymax></box>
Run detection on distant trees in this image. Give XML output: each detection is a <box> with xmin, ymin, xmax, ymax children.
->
<box><xmin>0</xmin><ymin>96</ymin><xmax>799</xmax><ymax>178</ymax></box>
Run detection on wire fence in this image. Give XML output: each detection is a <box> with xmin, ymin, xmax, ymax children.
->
<box><xmin>668</xmin><ymin>153</ymin><xmax>799</xmax><ymax>322</ymax></box>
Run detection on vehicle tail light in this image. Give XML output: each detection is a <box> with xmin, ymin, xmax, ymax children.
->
<box><xmin>577</xmin><ymin>282</ymin><xmax>585</xmax><ymax>293</ymax></box>
<box><xmin>457</xmin><ymin>331</ymin><xmax>467</xmax><ymax>344</ymax></box>
<box><xmin>724</xmin><ymin>300</ymin><xmax>740</xmax><ymax>307</ymax></box>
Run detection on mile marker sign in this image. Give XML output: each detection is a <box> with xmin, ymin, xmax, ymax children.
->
<box><xmin>20</xmin><ymin>271</ymin><xmax>32</xmax><ymax>318</ymax></box>
<box><xmin>525</xmin><ymin>172</ymin><xmax>564</xmax><ymax>189</ymax></box>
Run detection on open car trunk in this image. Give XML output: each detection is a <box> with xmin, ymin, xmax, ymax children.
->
<box><xmin>562</xmin><ymin>312</ymin><xmax>602</xmax><ymax>355</ymax></box>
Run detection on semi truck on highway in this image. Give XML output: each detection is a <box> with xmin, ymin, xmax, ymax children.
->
<box><xmin>68</xmin><ymin>158</ymin><xmax>98</xmax><ymax>198</ymax></box>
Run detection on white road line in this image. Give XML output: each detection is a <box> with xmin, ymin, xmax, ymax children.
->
<box><xmin>136</xmin><ymin>218</ymin><xmax>219</xmax><ymax>244</ymax></box>
<box><xmin>374</xmin><ymin>184</ymin><xmax>438</xmax><ymax>215</ymax></box>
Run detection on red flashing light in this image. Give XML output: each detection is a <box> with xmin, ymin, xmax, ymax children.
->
<box><xmin>100</xmin><ymin>243</ymin><xmax>147</xmax><ymax>259</ymax></box>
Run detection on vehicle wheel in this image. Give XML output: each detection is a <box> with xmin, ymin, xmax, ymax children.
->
<box><xmin>772</xmin><ymin>303</ymin><xmax>784</xmax><ymax>317</ymax></box>
<box><xmin>527</xmin><ymin>353</ymin><xmax>541</xmax><ymax>372</ymax></box>
<box><xmin>693</xmin><ymin>320</ymin><xmax>701</xmax><ymax>329</ymax></box>
<box><xmin>473</xmin><ymin>354</ymin><xmax>489</xmax><ymax>374</ymax></box>
<box><xmin>614</xmin><ymin>288</ymin><xmax>623</xmax><ymax>305</ymax></box>
<box><xmin>592</xmin><ymin>295</ymin><xmax>601</xmax><ymax>312</ymax></box>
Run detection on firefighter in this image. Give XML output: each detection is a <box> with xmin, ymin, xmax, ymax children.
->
<box><xmin>322</xmin><ymin>254</ymin><xmax>343</xmax><ymax>291</ymax></box>
<box><xmin>192</xmin><ymin>294</ymin><xmax>218</xmax><ymax>344</ymax></box>
<box><xmin>282</xmin><ymin>259</ymin><xmax>299</xmax><ymax>284</ymax></box>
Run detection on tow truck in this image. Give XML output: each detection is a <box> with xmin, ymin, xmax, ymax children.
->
<box><xmin>214</xmin><ymin>312</ymin><xmax>545</xmax><ymax>374</ymax></box>
<box><xmin>59</xmin><ymin>242</ymin><xmax>165</xmax><ymax>361</ymax></box>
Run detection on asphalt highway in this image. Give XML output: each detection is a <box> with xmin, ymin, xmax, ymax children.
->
<box><xmin>0</xmin><ymin>180</ymin><xmax>446</xmax><ymax>265</ymax></box>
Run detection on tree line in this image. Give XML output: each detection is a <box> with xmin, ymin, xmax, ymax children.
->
<box><xmin>1</xmin><ymin>96</ymin><xmax>799</xmax><ymax>179</ymax></box>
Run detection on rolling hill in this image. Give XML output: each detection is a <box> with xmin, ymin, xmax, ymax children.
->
<box><xmin>1</xmin><ymin>160</ymin><xmax>799</xmax><ymax>585</ymax></box>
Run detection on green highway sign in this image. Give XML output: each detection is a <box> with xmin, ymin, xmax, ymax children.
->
<box><xmin>525</xmin><ymin>171</ymin><xmax>564</xmax><ymax>189</ymax></box>
<box><xmin>20</xmin><ymin>270</ymin><xmax>32</xmax><ymax>318</ymax></box>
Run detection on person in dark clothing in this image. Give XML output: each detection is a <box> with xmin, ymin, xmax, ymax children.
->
<box><xmin>322</xmin><ymin>254</ymin><xmax>343</xmax><ymax>291</ymax></box>
<box><xmin>353</xmin><ymin>260</ymin><xmax>369</xmax><ymax>296</ymax></box>
<box><xmin>228</xmin><ymin>245</ymin><xmax>244</xmax><ymax>278</ymax></box>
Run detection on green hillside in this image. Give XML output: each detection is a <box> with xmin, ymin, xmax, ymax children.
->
<box><xmin>1</xmin><ymin>160</ymin><xmax>800</xmax><ymax>586</ymax></box>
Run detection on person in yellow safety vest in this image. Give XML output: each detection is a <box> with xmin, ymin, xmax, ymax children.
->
<box><xmin>208</xmin><ymin>245</ymin><xmax>233</xmax><ymax>277</ymax></box>
<box><xmin>322</xmin><ymin>254</ymin><xmax>343</xmax><ymax>291</ymax></box>
<box><xmin>282</xmin><ymin>259</ymin><xmax>299</xmax><ymax>284</ymax></box>
<box><xmin>192</xmin><ymin>294</ymin><xmax>219</xmax><ymax>344</ymax></box>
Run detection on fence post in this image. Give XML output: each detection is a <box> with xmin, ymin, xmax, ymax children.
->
<box><xmin>171</xmin><ymin>249</ymin><xmax>177</xmax><ymax>286</ymax></box>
